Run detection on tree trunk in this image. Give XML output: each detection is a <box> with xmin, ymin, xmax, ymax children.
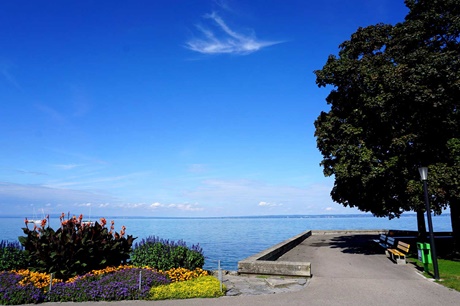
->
<box><xmin>417</xmin><ymin>210</ymin><xmax>427</xmax><ymax>242</ymax></box>
<box><xmin>450</xmin><ymin>201</ymin><xmax>460</xmax><ymax>252</ymax></box>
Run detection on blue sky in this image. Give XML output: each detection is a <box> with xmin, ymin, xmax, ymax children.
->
<box><xmin>0</xmin><ymin>0</ymin><xmax>409</xmax><ymax>218</ymax></box>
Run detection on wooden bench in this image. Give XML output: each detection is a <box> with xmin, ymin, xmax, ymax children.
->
<box><xmin>386</xmin><ymin>240</ymin><xmax>410</xmax><ymax>264</ymax></box>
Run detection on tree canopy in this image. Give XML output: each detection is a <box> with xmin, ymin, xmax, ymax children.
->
<box><xmin>314</xmin><ymin>0</ymin><xmax>460</xmax><ymax>246</ymax></box>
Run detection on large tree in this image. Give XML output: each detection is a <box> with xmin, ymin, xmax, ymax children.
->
<box><xmin>314</xmin><ymin>0</ymin><xmax>460</xmax><ymax>248</ymax></box>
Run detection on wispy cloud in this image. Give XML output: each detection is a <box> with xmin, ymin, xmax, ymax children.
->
<box><xmin>181</xmin><ymin>179</ymin><xmax>362</xmax><ymax>215</ymax></box>
<box><xmin>149</xmin><ymin>202</ymin><xmax>204</xmax><ymax>212</ymax></box>
<box><xmin>187</xmin><ymin>163</ymin><xmax>208</xmax><ymax>174</ymax></box>
<box><xmin>16</xmin><ymin>169</ymin><xmax>47</xmax><ymax>176</ymax></box>
<box><xmin>55</xmin><ymin>164</ymin><xmax>80</xmax><ymax>170</ymax></box>
<box><xmin>1</xmin><ymin>67</ymin><xmax>21</xmax><ymax>90</ymax></box>
<box><xmin>45</xmin><ymin>172</ymin><xmax>148</xmax><ymax>189</ymax></box>
<box><xmin>186</xmin><ymin>12</ymin><xmax>281</xmax><ymax>55</ymax></box>
<box><xmin>0</xmin><ymin>181</ymin><xmax>118</xmax><ymax>208</ymax></box>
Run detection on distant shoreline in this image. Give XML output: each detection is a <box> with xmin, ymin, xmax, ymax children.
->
<box><xmin>2</xmin><ymin>213</ymin><xmax>450</xmax><ymax>220</ymax></box>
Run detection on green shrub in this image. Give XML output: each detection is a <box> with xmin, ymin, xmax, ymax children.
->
<box><xmin>18</xmin><ymin>214</ymin><xmax>136</xmax><ymax>280</ymax></box>
<box><xmin>131</xmin><ymin>236</ymin><xmax>204</xmax><ymax>271</ymax></box>
<box><xmin>0</xmin><ymin>241</ymin><xmax>28</xmax><ymax>271</ymax></box>
<box><xmin>149</xmin><ymin>276</ymin><xmax>225</xmax><ymax>300</ymax></box>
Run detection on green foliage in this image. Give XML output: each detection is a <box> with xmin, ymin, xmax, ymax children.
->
<box><xmin>130</xmin><ymin>236</ymin><xmax>204</xmax><ymax>271</ymax></box>
<box><xmin>410</xmin><ymin>257</ymin><xmax>460</xmax><ymax>292</ymax></box>
<box><xmin>18</xmin><ymin>214</ymin><xmax>136</xmax><ymax>281</ymax></box>
<box><xmin>149</xmin><ymin>276</ymin><xmax>225</xmax><ymax>300</ymax></box>
<box><xmin>313</xmin><ymin>0</ymin><xmax>460</xmax><ymax>230</ymax></box>
<box><xmin>0</xmin><ymin>241</ymin><xmax>28</xmax><ymax>271</ymax></box>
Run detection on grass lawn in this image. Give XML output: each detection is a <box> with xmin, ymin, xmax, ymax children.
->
<box><xmin>409</xmin><ymin>257</ymin><xmax>460</xmax><ymax>292</ymax></box>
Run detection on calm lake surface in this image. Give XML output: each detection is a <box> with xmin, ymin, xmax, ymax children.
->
<box><xmin>1</xmin><ymin>214</ymin><xmax>452</xmax><ymax>270</ymax></box>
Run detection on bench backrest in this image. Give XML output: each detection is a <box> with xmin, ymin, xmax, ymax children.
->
<box><xmin>387</xmin><ymin>237</ymin><xmax>395</xmax><ymax>247</ymax></box>
<box><xmin>396</xmin><ymin>241</ymin><xmax>410</xmax><ymax>254</ymax></box>
<box><xmin>379</xmin><ymin>234</ymin><xmax>387</xmax><ymax>242</ymax></box>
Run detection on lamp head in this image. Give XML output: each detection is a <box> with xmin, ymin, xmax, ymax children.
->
<box><xmin>418</xmin><ymin>167</ymin><xmax>428</xmax><ymax>181</ymax></box>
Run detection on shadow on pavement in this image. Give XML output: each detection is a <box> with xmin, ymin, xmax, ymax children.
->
<box><xmin>311</xmin><ymin>234</ymin><xmax>384</xmax><ymax>255</ymax></box>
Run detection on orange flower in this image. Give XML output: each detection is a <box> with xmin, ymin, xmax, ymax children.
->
<box><xmin>120</xmin><ymin>225</ymin><xmax>126</xmax><ymax>237</ymax></box>
<box><xmin>100</xmin><ymin>218</ymin><xmax>107</xmax><ymax>227</ymax></box>
<box><xmin>40</xmin><ymin>218</ymin><xmax>47</xmax><ymax>228</ymax></box>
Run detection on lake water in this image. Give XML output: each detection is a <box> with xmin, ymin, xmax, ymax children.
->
<box><xmin>1</xmin><ymin>214</ymin><xmax>452</xmax><ymax>270</ymax></box>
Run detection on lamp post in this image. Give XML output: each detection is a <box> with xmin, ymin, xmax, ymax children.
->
<box><xmin>418</xmin><ymin>167</ymin><xmax>440</xmax><ymax>280</ymax></box>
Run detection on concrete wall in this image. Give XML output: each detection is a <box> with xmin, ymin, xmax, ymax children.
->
<box><xmin>237</xmin><ymin>230</ymin><xmax>386</xmax><ymax>277</ymax></box>
<box><xmin>238</xmin><ymin>230</ymin><xmax>312</xmax><ymax>277</ymax></box>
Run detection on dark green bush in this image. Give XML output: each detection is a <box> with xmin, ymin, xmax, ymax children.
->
<box><xmin>131</xmin><ymin>236</ymin><xmax>204</xmax><ymax>271</ymax></box>
<box><xmin>19</xmin><ymin>214</ymin><xmax>136</xmax><ymax>280</ymax></box>
<box><xmin>0</xmin><ymin>241</ymin><xmax>28</xmax><ymax>271</ymax></box>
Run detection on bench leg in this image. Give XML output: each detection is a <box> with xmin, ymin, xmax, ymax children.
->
<box><xmin>395</xmin><ymin>257</ymin><xmax>406</xmax><ymax>265</ymax></box>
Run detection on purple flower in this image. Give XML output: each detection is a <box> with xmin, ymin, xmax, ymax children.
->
<box><xmin>0</xmin><ymin>272</ymin><xmax>45</xmax><ymax>304</ymax></box>
<box><xmin>46</xmin><ymin>268</ymin><xmax>169</xmax><ymax>302</ymax></box>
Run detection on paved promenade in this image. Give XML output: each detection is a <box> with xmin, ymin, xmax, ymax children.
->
<box><xmin>37</xmin><ymin>233</ymin><xmax>460</xmax><ymax>306</ymax></box>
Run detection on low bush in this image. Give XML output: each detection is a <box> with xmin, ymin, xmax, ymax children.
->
<box><xmin>0</xmin><ymin>241</ymin><xmax>28</xmax><ymax>271</ymax></box>
<box><xmin>131</xmin><ymin>236</ymin><xmax>204</xmax><ymax>271</ymax></box>
<box><xmin>149</xmin><ymin>276</ymin><xmax>226</xmax><ymax>300</ymax></box>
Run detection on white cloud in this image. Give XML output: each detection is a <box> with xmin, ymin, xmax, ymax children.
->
<box><xmin>76</xmin><ymin>203</ymin><xmax>92</xmax><ymax>207</ymax></box>
<box><xmin>186</xmin><ymin>12</ymin><xmax>281</xmax><ymax>55</ymax></box>
<box><xmin>258</xmin><ymin>201</ymin><xmax>283</xmax><ymax>207</ymax></box>
<box><xmin>170</xmin><ymin>203</ymin><xmax>204</xmax><ymax>212</ymax></box>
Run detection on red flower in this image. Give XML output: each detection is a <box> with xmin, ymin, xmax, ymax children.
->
<box><xmin>100</xmin><ymin>218</ymin><xmax>107</xmax><ymax>227</ymax></box>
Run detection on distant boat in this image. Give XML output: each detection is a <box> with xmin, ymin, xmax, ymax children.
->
<box><xmin>81</xmin><ymin>206</ymin><xmax>94</xmax><ymax>226</ymax></box>
<box><xmin>26</xmin><ymin>208</ymin><xmax>45</xmax><ymax>224</ymax></box>
<box><xmin>26</xmin><ymin>219</ymin><xmax>42</xmax><ymax>225</ymax></box>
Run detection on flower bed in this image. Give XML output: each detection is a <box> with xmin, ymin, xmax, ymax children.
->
<box><xmin>0</xmin><ymin>266</ymin><xmax>219</xmax><ymax>304</ymax></box>
<box><xmin>0</xmin><ymin>214</ymin><xmax>221</xmax><ymax>304</ymax></box>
